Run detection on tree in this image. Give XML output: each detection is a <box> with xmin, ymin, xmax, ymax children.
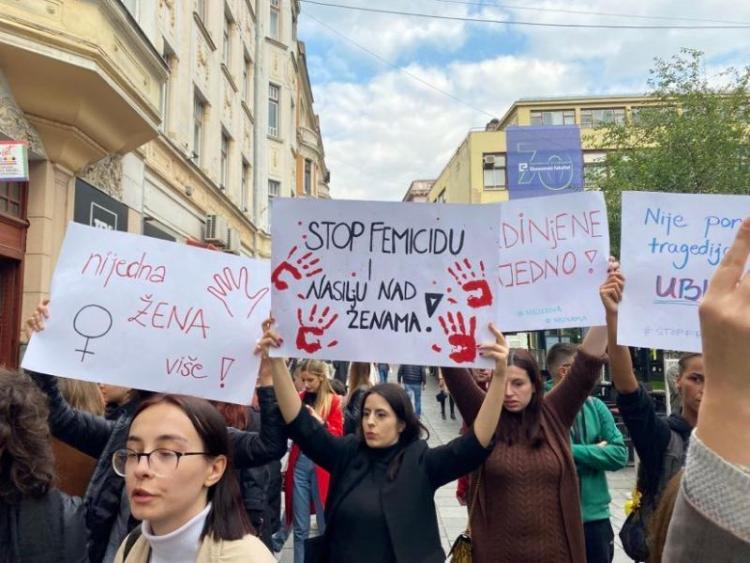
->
<box><xmin>593</xmin><ymin>49</ymin><xmax>750</xmax><ymax>254</ymax></box>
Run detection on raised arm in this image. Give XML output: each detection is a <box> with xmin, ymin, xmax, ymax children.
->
<box><xmin>602</xmin><ymin>267</ymin><xmax>671</xmax><ymax>484</ymax></box>
<box><xmin>24</xmin><ymin>300</ymin><xmax>113</xmax><ymax>457</ymax></box>
<box><xmin>601</xmin><ymin>268</ymin><xmax>639</xmax><ymax>394</ymax></box>
<box><xmin>255</xmin><ymin>317</ymin><xmax>351</xmax><ymax>472</ymax></box>
<box><xmin>425</xmin><ymin>325</ymin><xmax>508</xmax><ymax>486</ymax></box>
<box><xmin>471</xmin><ymin>324</ymin><xmax>508</xmax><ymax>448</ymax></box>
<box><xmin>663</xmin><ymin>217</ymin><xmax>750</xmax><ymax>559</ymax></box>
<box><xmin>231</xmin><ymin>358</ymin><xmax>287</xmax><ymax>467</ymax></box>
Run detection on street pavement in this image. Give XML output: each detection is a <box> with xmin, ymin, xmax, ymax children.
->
<box><xmin>277</xmin><ymin>374</ymin><xmax>635</xmax><ymax>562</ymax></box>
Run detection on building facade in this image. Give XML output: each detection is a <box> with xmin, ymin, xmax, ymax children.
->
<box><xmin>403</xmin><ymin>179</ymin><xmax>433</xmax><ymax>202</ymax></box>
<box><xmin>0</xmin><ymin>0</ymin><xmax>329</xmax><ymax>367</ymax></box>
<box><xmin>427</xmin><ymin>95</ymin><xmax>650</xmax><ymax>204</ymax></box>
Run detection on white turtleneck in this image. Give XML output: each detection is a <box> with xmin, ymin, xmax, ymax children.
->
<box><xmin>141</xmin><ymin>503</ymin><xmax>211</xmax><ymax>563</ymax></box>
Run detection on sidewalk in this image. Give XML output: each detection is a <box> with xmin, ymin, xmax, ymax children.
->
<box><xmin>278</xmin><ymin>373</ymin><xmax>636</xmax><ymax>562</ymax></box>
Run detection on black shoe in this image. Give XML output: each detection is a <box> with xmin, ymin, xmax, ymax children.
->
<box><xmin>441</xmin><ymin>412</ymin><xmax>446</xmax><ymax>420</ymax></box>
<box><xmin>450</xmin><ymin>412</ymin><xmax>456</xmax><ymax>420</ymax></box>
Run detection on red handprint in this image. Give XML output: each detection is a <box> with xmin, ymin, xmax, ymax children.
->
<box><xmin>272</xmin><ymin>246</ymin><xmax>323</xmax><ymax>291</ymax></box>
<box><xmin>437</xmin><ymin>311</ymin><xmax>477</xmax><ymax>364</ymax></box>
<box><xmin>207</xmin><ymin>267</ymin><xmax>270</xmax><ymax>319</ymax></box>
<box><xmin>447</xmin><ymin>258</ymin><xmax>493</xmax><ymax>309</ymax></box>
<box><xmin>296</xmin><ymin>304</ymin><xmax>339</xmax><ymax>353</ymax></box>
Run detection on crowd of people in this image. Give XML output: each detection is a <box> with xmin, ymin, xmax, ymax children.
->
<box><xmin>1</xmin><ymin>219</ymin><xmax>750</xmax><ymax>562</ymax></box>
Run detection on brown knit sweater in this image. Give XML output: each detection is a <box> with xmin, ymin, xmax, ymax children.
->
<box><xmin>444</xmin><ymin>351</ymin><xmax>605</xmax><ymax>563</ymax></box>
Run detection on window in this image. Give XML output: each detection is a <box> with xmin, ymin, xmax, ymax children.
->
<box><xmin>193</xmin><ymin>95</ymin><xmax>206</xmax><ymax>164</ymax></box>
<box><xmin>482</xmin><ymin>154</ymin><xmax>507</xmax><ymax>190</ymax></box>
<box><xmin>0</xmin><ymin>182</ymin><xmax>23</xmax><ymax>218</ymax></box>
<box><xmin>122</xmin><ymin>0</ymin><xmax>139</xmax><ymax>19</ymax></box>
<box><xmin>268</xmin><ymin>84</ymin><xmax>280</xmax><ymax>137</ymax></box>
<box><xmin>580</xmin><ymin>107</ymin><xmax>626</xmax><ymax>128</ymax></box>
<box><xmin>161</xmin><ymin>42</ymin><xmax>175</xmax><ymax>133</ymax></box>
<box><xmin>435</xmin><ymin>189</ymin><xmax>446</xmax><ymax>203</ymax></box>
<box><xmin>268</xmin><ymin>179</ymin><xmax>281</xmax><ymax>227</ymax></box>
<box><xmin>270</xmin><ymin>0</ymin><xmax>280</xmax><ymax>39</ymax></box>
<box><xmin>583</xmin><ymin>151</ymin><xmax>607</xmax><ymax>189</ymax></box>
<box><xmin>304</xmin><ymin>159</ymin><xmax>313</xmax><ymax>195</ymax></box>
<box><xmin>242</xmin><ymin>56</ymin><xmax>252</xmax><ymax>103</ymax></box>
<box><xmin>220</xmin><ymin>133</ymin><xmax>230</xmax><ymax>189</ymax></box>
<box><xmin>223</xmin><ymin>13</ymin><xmax>231</xmax><ymax>66</ymax></box>
<box><xmin>241</xmin><ymin>160</ymin><xmax>250</xmax><ymax>212</ymax></box>
<box><xmin>530</xmin><ymin>109</ymin><xmax>575</xmax><ymax>126</ymax></box>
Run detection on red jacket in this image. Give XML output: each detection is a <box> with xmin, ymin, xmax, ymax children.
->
<box><xmin>284</xmin><ymin>392</ymin><xmax>343</xmax><ymax>524</ymax></box>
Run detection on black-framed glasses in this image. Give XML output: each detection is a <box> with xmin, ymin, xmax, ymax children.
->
<box><xmin>112</xmin><ymin>448</ymin><xmax>210</xmax><ymax>477</ymax></box>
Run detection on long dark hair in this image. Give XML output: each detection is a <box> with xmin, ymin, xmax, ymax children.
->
<box><xmin>497</xmin><ymin>349</ymin><xmax>545</xmax><ymax>447</ymax></box>
<box><xmin>132</xmin><ymin>395</ymin><xmax>252</xmax><ymax>541</ymax></box>
<box><xmin>0</xmin><ymin>370</ymin><xmax>56</xmax><ymax>503</ymax></box>
<box><xmin>357</xmin><ymin>383</ymin><xmax>429</xmax><ymax>480</ymax></box>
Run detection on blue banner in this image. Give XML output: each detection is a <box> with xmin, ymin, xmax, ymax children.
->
<box><xmin>506</xmin><ymin>126</ymin><xmax>583</xmax><ymax>199</ymax></box>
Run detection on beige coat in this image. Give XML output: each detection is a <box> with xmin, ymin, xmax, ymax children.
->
<box><xmin>114</xmin><ymin>533</ymin><xmax>276</xmax><ymax>563</ymax></box>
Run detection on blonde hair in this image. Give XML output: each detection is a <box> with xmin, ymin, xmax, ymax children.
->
<box><xmin>57</xmin><ymin>377</ymin><xmax>104</xmax><ymax>416</ymax></box>
<box><xmin>300</xmin><ymin>359</ymin><xmax>334</xmax><ymax>419</ymax></box>
<box><xmin>346</xmin><ymin>362</ymin><xmax>372</xmax><ymax>404</ymax></box>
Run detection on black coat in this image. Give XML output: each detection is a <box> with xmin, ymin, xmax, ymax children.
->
<box><xmin>0</xmin><ymin>489</ymin><xmax>88</xmax><ymax>563</ymax></box>
<box><xmin>287</xmin><ymin>406</ymin><xmax>491</xmax><ymax>563</ymax></box>
<box><xmin>29</xmin><ymin>372</ymin><xmax>287</xmax><ymax>563</ymax></box>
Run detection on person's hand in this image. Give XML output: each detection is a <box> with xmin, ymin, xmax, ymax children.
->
<box><xmin>600</xmin><ymin>261</ymin><xmax>624</xmax><ymax>317</ymax></box>
<box><xmin>699</xmin><ymin>217</ymin><xmax>750</xmax><ymax>397</ymax></box>
<box><xmin>478</xmin><ymin>323</ymin><xmax>509</xmax><ymax>377</ymax></box>
<box><xmin>254</xmin><ymin>316</ymin><xmax>283</xmax><ymax>359</ymax></box>
<box><xmin>596</xmin><ymin>440</ymin><xmax>608</xmax><ymax>448</ymax></box>
<box><xmin>23</xmin><ymin>298</ymin><xmax>50</xmax><ymax>341</ymax></box>
<box><xmin>305</xmin><ymin>404</ymin><xmax>324</xmax><ymax>424</ymax></box>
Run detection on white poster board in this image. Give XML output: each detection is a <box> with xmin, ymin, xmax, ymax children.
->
<box><xmin>618</xmin><ymin>191</ymin><xmax>750</xmax><ymax>352</ymax></box>
<box><xmin>22</xmin><ymin>223</ymin><xmax>270</xmax><ymax>404</ymax></box>
<box><xmin>270</xmin><ymin>199</ymin><xmax>499</xmax><ymax>368</ymax></box>
<box><xmin>496</xmin><ymin>191</ymin><xmax>610</xmax><ymax>331</ymax></box>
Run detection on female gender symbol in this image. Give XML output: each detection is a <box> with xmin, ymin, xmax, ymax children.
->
<box><xmin>73</xmin><ymin>304</ymin><xmax>113</xmax><ymax>362</ymax></box>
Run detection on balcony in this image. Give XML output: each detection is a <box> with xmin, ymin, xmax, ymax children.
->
<box><xmin>0</xmin><ymin>0</ymin><xmax>168</xmax><ymax>171</ymax></box>
<box><xmin>297</xmin><ymin>125</ymin><xmax>322</xmax><ymax>157</ymax></box>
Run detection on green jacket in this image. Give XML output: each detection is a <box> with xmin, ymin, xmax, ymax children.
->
<box><xmin>545</xmin><ymin>380</ymin><xmax>629</xmax><ymax>522</ymax></box>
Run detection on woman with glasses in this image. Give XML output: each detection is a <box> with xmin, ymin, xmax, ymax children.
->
<box><xmin>112</xmin><ymin>394</ymin><xmax>275</xmax><ymax>562</ymax></box>
<box><xmin>24</xmin><ymin>300</ymin><xmax>287</xmax><ymax>563</ymax></box>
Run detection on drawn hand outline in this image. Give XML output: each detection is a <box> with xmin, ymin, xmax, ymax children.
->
<box><xmin>207</xmin><ymin>266</ymin><xmax>270</xmax><ymax>319</ymax></box>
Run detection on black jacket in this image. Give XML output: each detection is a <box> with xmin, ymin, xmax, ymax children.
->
<box><xmin>397</xmin><ymin>364</ymin><xmax>425</xmax><ymax>386</ymax></box>
<box><xmin>617</xmin><ymin>384</ymin><xmax>693</xmax><ymax>496</ymax></box>
<box><xmin>0</xmin><ymin>489</ymin><xmax>88</xmax><ymax>563</ymax></box>
<box><xmin>29</xmin><ymin>372</ymin><xmax>287</xmax><ymax>563</ymax></box>
<box><xmin>343</xmin><ymin>387</ymin><xmax>367</xmax><ymax>435</ymax></box>
<box><xmin>287</xmin><ymin>406</ymin><xmax>491</xmax><ymax>562</ymax></box>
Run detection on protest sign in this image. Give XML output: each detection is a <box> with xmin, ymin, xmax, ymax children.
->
<box><xmin>496</xmin><ymin>191</ymin><xmax>610</xmax><ymax>331</ymax></box>
<box><xmin>22</xmin><ymin>223</ymin><xmax>270</xmax><ymax>404</ymax></box>
<box><xmin>270</xmin><ymin>199</ymin><xmax>499</xmax><ymax>368</ymax></box>
<box><xmin>618</xmin><ymin>191</ymin><xmax>750</xmax><ymax>352</ymax></box>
